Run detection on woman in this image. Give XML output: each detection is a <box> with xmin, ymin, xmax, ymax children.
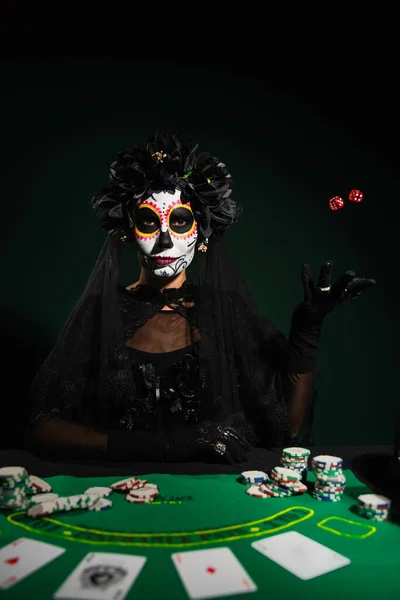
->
<box><xmin>28</xmin><ymin>132</ymin><xmax>375</xmax><ymax>464</ymax></box>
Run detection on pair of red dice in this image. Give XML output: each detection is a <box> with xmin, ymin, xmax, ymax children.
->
<box><xmin>329</xmin><ymin>189</ymin><xmax>363</xmax><ymax>211</ymax></box>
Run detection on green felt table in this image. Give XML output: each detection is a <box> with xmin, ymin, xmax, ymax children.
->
<box><xmin>1</xmin><ymin>469</ymin><xmax>399</xmax><ymax>600</ymax></box>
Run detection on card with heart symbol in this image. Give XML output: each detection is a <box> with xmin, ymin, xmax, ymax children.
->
<box><xmin>0</xmin><ymin>538</ymin><xmax>65</xmax><ymax>589</ymax></box>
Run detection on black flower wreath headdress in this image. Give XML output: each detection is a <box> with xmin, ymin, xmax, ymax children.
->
<box><xmin>91</xmin><ymin>132</ymin><xmax>243</xmax><ymax>242</ymax></box>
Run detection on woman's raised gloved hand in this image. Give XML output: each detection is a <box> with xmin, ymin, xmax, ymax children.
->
<box><xmin>287</xmin><ymin>261</ymin><xmax>376</xmax><ymax>373</ymax></box>
<box><xmin>292</xmin><ymin>261</ymin><xmax>376</xmax><ymax>329</ymax></box>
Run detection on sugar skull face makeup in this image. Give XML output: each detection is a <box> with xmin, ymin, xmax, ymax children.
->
<box><xmin>134</xmin><ymin>189</ymin><xmax>198</xmax><ymax>277</ymax></box>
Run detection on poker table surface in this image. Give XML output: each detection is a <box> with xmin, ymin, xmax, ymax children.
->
<box><xmin>1</xmin><ymin>444</ymin><xmax>399</xmax><ymax>600</ymax></box>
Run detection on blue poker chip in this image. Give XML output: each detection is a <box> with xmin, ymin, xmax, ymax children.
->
<box><xmin>315</xmin><ymin>480</ymin><xmax>345</xmax><ymax>488</ymax></box>
<box><xmin>241</xmin><ymin>471</ymin><xmax>269</xmax><ymax>484</ymax></box>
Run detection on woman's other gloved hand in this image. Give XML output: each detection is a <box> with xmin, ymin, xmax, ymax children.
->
<box><xmin>168</xmin><ymin>421</ymin><xmax>252</xmax><ymax>464</ymax></box>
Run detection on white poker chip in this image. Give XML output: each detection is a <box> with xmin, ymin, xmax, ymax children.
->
<box><xmin>314</xmin><ymin>472</ymin><xmax>346</xmax><ymax>484</ymax></box>
<box><xmin>0</xmin><ymin>466</ymin><xmax>28</xmax><ymax>480</ymax></box>
<box><xmin>282</xmin><ymin>447</ymin><xmax>310</xmax><ymax>457</ymax></box>
<box><xmin>274</xmin><ymin>478</ymin><xmax>307</xmax><ymax>493</ymax></box>
<box><xmin>26</xmin><ymin>499</ymin><xmax>60</xmax><ymax>518</ymax></box>
<box><xmin>84</xmin><ymin>486</ymin><xmax>113</xmax><ymax>498</ymax></box>
<box><xmin>245</xmin><ymin>485</ymin><xmax>271</xmax><ymax>498</ymax></box>
<box><xmin>314</xmin><ymin>494</ymin><xmax>345</xmax><ymax>502</ymax></box>
<box><xmin>88</xmin><ymin>497</ymin><xmax>113</xmax><ymax>511</ymax></box>
<box><xmin>358</xmin><ymin>494</ymin><xmax>391</xmax><ymax>508</ymax></box>
<box><xmin>271</xmin><ymin>467</ymin><xmax>301</xmax><ymax>482</ymax></box>
<box><xmin>56</xmin><ymin>494</ymin><xmax>98</xmax><ymax>511</ymax></box>
<box><xmin>29</xmin><ymin>493</ymin><xmax>59</xmax><ymax>504</ymax></box>
<box><xmin>29</xmin><ymin>475</ymin><xmax>53</xmax><ymax>493</ymax></box>
<box><xmin>258</xmin><ymin>484</ymin><xmax>285</xmax><ymax>498</ymax></box>
<box><xmin>290</xmin><ymin>482</ymin><xmax>308</xmax><ymax>494</ymax></box>
<box><xmin>281</xmin><ymin>457</ymin><xmax>308</xmax><ymax>465</ymax></box>
<box><xmin>241</xmin><ymin>470</ymin><xmax>268</xmax><ymax>484</ymax></box>
<box><xmin>110</xmin><ymin>477</ymin><xmax>147</xmax><ymax>491</ymax></box>
<box><xmin>312</xmin><ymin>455</ymin><xmax>343</xmax><ymax>467</ymax></box>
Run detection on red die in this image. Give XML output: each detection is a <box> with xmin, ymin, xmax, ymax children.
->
<box><xmin>349</xmin><ymin>189</ymin><xmax>364</xmax><ymax>203</ymax></box>
<box><xmin>329</xmin><ymin>196</ymin><xmax>344</xmax><ymax>211</ymax></box>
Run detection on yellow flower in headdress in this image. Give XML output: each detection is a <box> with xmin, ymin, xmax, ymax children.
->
<box><xmin>152</xmin><ymin>151</ymin><xmax>164</xmax><ymax>163</ymax></box>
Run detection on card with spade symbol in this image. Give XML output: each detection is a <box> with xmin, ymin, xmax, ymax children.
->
<box><xmin>0</xmin><ymin>537</ymin><xmax>65</xmax><ymax>589</ymax></box>
<box><xmin>54</xmin><ymin>552</ymin><xmax>146</xmax><ymax>600</ymax></box>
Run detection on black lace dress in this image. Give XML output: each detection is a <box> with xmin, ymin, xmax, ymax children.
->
<box><xmin>118</xmin><ymin>337</ymin><xmax>201</xmax><ymax>432</ymax></box>
<box><xmin>29</xmin><ymin>281</ymin><xmax>317</xmax><ymax>460</ymax></box>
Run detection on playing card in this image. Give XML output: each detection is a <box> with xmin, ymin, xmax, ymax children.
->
<box><xmin>53</xmin><ymin>552</ymin><xmax>146</xmax><ymax>600</ymax></box>
<box><xmin>252</xmin><ymin>531</ymin><xmax>351</xmax><ymax>580</ymax></box>
<box><xmin>171</xmin><ymin>547</ymin><xmax>257</xmax><ymax>599</ymax></box>
<box><xmin>0</xmin><ymin>537</ymin><xmax>65</xmax><ymax>589</ymax></box>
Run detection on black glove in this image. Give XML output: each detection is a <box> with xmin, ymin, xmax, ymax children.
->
<box><xmin>107</xmin><ymin>422</ymin><xmax>252</xmax><ymax>465</ymax></box>
<box><xmin>168</xmin><ymin>421</ymin><xmax>253</xmax><ymax>465</ymax></box>
<box><xmin>288</xmin><ymin>261</ymin><xmax>376</xmax><ymax>372</ymax></box>
<box><xmin>293</xmin><ymin>261</ymin><xmax>376</xmax><ymax>327</ymax></box>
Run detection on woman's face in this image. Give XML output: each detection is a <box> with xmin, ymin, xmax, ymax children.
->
<box><xmin>134</xmin><ymin>189</ymin><xmax>198</xmax><ymax>277</ymax></box>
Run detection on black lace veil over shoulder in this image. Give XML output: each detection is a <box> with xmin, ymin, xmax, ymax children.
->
<box><xmin>29</xmin><ymin>133</ymin><xmax>291</xmax><ymax>447</ymax></box>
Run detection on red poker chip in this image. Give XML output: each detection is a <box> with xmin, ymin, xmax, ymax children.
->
<box><xmin>125</xmin><ymin>495</ymin><xmax>154</xmax><ymax>504</ymax></box>
<box><xmin>126</xmin><ymin>482</ymin><xmax>159</xmax><ymax>499</ymax></box>
<box><xmin>245</xmin><ymin>485</ymin><xmax>271</xmax><ymax>499</ymax></box>
<box><xmin>271</xmin><ymin>476</ymin><xmax>298</xmax><ymax>487</ymax></box>
<box><xmin>258</xmin><ymin>484</ymin><xmax>284</xmax><ymax>498</ymax></box>
<box><xmin>315</xmin><ymin>485</ymin><xmax>345</xmax><ymax>493</ymax></box>
<box><xmin>29</xmin><ymin>475</ymin><xmax>53</xmax><ymax>494</ymax></box>
<box><xmin>290</xmin><ymin>483</ymin><xmax>308</xmax><ymax>494</ymax></box>
<box><xmin>111</xmin><ymin>478</ymin><xmax>148</xmax><ymax>491</ymax></box>
<box><xmin>127</xmin><ymin>490</ymin><xmax>158</xmax><ymax>500</ymax></box>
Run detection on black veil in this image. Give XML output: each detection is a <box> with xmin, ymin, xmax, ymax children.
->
<box><xmin>29</xmin><ymin>133</ymin><xmax>293</xmax><ymax>447</ymax></box>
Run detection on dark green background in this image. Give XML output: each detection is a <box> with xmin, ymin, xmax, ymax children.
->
<box><xmin>1</xmin><ymin>58</ymin><xmax>398</xmax><ymax>446</ymax></box>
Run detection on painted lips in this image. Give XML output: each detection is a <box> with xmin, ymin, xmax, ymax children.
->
<box><xmin>151</xmin><ymin>257</ymin><xmax>177</xmax><ymax>265</ymax></box>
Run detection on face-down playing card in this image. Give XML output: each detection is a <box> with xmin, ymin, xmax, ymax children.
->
<box><xmin>252</xmin><ymin>531</ymin><xmax>351</xmax><ymax>580</ymax></box>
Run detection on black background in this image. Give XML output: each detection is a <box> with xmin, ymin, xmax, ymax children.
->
<box><xmin>1</xmin><ymin>5</ymin><xmax>397</xmax><ymax>176</ymax></box>
<box><xmin>0</xmin><ymin>6</ymin><xmax>398</xmax><ymax>448</ymax></box>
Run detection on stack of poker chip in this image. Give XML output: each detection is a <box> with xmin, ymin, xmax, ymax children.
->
<box><xmin>0</xmin><ymin>466</ymin><xmax>116</xmax><ymax>517</ymax></box>
<box><xmin>241</xmin><ymin>471</ymin><xmax>269</xmax><ymax>499</ymax></box>
<box><xmin>244</xmin><ymin>467</ymin><xmax>307</xmax><ymax>499</ymax></box>
<box><xmin>357</xmin><ymin>494</ymin><xmax>391</xmax><ymax>522</ymax></box>
<box><xmin>262</xmin><ymin>467</ymin><xmax>307</xmax><ymax>498</ymax></box>
<box><xmin>311</xmin><ymin>455</ymin><xmax>346</xmax><ymax>502</ymax></box>
<box><xmin>111</xmin><ymin>477</ymin><xmax>159</xmax><ymax>504</ymax></box>
<box><xmin>0</xmin><ymin>467</ymin><xmax>33</xmax><ymax>511</ymax></box>
<box><xmin>26</xmin><ymin>492</ymin><xmax>113</xmax><ymax>518</ymax></box>
<box><xmin>280</xmin><ymin>447</ymin><xmax>310</xmax><ymax>482</ymax></box>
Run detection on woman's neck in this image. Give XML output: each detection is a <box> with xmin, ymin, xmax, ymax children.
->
<box><xmin>135</xmin><ymin>268</ymin><xmax>187</xmax><ymax>292</ymax></box>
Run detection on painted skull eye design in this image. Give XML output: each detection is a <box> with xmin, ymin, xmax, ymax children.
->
<box><xmin>134</xmin><ymin>189</ymin><xmax>198</xmax><ymax>278</ymax></box>
<box><xmin>168</xmin><ymin>206</ymin><xmax>195</xmax><ymax>235</ymax></box>
<box><xmin>135</xmin><ymin>206</ymin><xmax>160</xmax><ymax>235</ymax></box>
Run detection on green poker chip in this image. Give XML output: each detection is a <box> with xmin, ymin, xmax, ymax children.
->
<box><xmin>282</xmin><ymin>447</ymin><xmax>310</xmax><ymax>458</ymax></box>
